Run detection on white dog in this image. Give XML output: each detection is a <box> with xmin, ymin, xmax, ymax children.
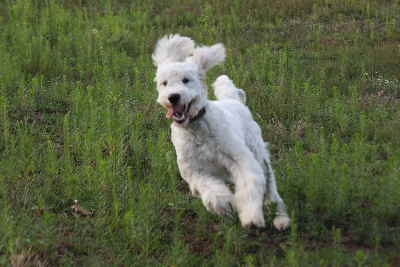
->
<box><xmin>153</xmin><ymin>34</ymin><xmax>290</xmax><ymax>230</ymax></box>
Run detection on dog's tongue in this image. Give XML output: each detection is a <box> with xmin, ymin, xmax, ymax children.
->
<box><xmin>166</xmin><ymin>104</ymin><xmax>185</xmax><ymax>119</ymax></box>
<box><xmin>166</xmin><ymin>108</ymin><xmax>174</xmax><ymax>118</ymax></box>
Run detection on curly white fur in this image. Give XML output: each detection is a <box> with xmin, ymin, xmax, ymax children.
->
<box><xmin>153</xmin><ymin>34</ymin><xmax>290</xmax><ymax>229</ymax></box>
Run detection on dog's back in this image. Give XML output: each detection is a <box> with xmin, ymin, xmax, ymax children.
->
<box><xmin>213</xmin><ymin>75</ymin><xmax>246</xmax><ymax>104</ymax></box>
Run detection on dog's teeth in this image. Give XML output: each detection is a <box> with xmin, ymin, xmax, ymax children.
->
<box><xmin>174</xmin><ymin>112</ymin><xmax>184</xmax><ymax>119</ymax></box>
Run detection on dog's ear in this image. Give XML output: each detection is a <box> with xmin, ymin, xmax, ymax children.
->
<box><xmin>192</xmin><ymin>43</ymin><xmax>226</xmax><ymax>73</ymax></box>
<box><xmin>152</xmin><ymin>34</ymin><xmax>195</xmax><ymax>66</ymax></box>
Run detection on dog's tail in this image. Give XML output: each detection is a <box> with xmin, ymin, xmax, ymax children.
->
<box><xmin>212</xmin><ymin>75</ymin><xmax>246</xmax><ymax>104</ymax></box>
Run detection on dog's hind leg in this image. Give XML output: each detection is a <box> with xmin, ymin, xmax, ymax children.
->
<box><xmin>225</xmin><ymin>147</ymin><xmax>267</xmax><ymax>228</ymax></box>
<box><xmin>245</xmin><ymin>126</ymin><xmax>291</xmax><ymax>230</ymax></box>
<box><xmin>263</xmin><ymin>158</ymin><xmax>290</xmax><ymax>230</ymax></box>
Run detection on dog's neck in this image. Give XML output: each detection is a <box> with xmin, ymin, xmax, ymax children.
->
<box><xmin>172</xmin><ymin>103</ymin><xmax>214</xmax><ymax>141</ymax></box>
<box><xmin>189</xmin><ymin>106</ymin><xmax>206</xmax><ymax>123</ymax></box>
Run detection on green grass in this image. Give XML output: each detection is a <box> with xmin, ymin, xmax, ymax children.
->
<box><xmin>0</xmin><ymin>0</ymin><xmax>399</xmax><ymax>266</ymax></box>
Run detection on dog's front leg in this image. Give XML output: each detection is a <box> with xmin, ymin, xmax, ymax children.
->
<box><xmin>180</xmin><ymin>168</ymin><xmax>234</xmax><ymax>216</ymax></box>
<box><xmin>195</xmin><ymin>176</ymin><xmax>234</xmax><ymax>216</ymax></box>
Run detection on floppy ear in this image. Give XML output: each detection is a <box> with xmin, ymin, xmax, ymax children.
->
<box><xmin>152</xmin><ymin>34</ymin><xmax>195</xmax><ymax>66</ymax></box>
<box><xmin>192</xmin><ymin>43</ymin><xmax>226</xmax><ymax>73</ymax></box>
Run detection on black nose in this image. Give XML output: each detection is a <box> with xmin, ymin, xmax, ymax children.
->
<box><xmin>168</xmin><ymin>94</ymin><xmax>180</xmax><ymax>105</ymax></box>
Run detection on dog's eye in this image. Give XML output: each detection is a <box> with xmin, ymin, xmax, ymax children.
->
<box><xmin>182</xmin><ymin>78</ymin><xmax>189</xmax><ymax>84</ymax></box>
<box><xmin>162</xmin><ymin>81</ymin><xmax>168</xmax><ymax>86</ymax></box>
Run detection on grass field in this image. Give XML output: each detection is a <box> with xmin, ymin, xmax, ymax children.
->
<box><xmin>0</xmin><ymin>0</ymin><xmax>399</xmax><ymax>266</ymax></box>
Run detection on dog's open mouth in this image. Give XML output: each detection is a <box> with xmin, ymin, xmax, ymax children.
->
<box><xmin>166</xmin><ymin>100</ymin><xmax>194</xmax><ymax>124</ymax></box>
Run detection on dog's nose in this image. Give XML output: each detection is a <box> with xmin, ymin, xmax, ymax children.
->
<box><xmin>168</xmin><ymin>93</ymin><xmax>181</xmax><ymax>105</ymax></box>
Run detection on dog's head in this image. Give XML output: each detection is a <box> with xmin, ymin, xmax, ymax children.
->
<box><xmin>153</xmin><ymin>34</ymin><xmax>225</xmax><ymax>126</ymax></box>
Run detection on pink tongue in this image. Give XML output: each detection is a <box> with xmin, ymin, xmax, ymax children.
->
<box><xmin>166</xmin><ymin>108</ymin><xmax>174</xmax><ymax>118</ymax></box>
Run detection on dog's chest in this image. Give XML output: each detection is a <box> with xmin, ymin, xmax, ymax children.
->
<box><xmin>171</xmin><ymin>123</ymin><xmax>228</xmax><ymax>176</ymax></box>
<box><xmin>173</xmin><ymin>128</ymin><xmax>219</xmax><ymax>161</ymax></box>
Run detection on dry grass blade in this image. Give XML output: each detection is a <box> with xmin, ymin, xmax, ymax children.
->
<box><xmin>10</xmin><ymin>251</ymin><xmax>47</xmax><ymax>267</ymax></box>
<box><xmin>70</xmin><ymin>200</ymin><xmax>93</xmax><ymax>216</ymax></box>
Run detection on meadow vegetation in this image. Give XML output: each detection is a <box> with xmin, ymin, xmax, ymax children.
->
<box><xmin>0</xmin><ymin>0</ymin><xmax>399</xmax><ymax>266</ymax></box>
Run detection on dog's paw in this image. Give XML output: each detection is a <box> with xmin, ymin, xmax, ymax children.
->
<box><xmin>239</xmin><ymin>209</ymin><xmax>265</xmax><ymax>228</ymax></box>
<box><xmin>203</xmin><ymin>193</ymin><xmax>234</xmax><ymax>216</ymax></box>
<box><xmin>273</xmin><ymin>215</ymin><xmax>290</xmax><ymax>231</ymax></box>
